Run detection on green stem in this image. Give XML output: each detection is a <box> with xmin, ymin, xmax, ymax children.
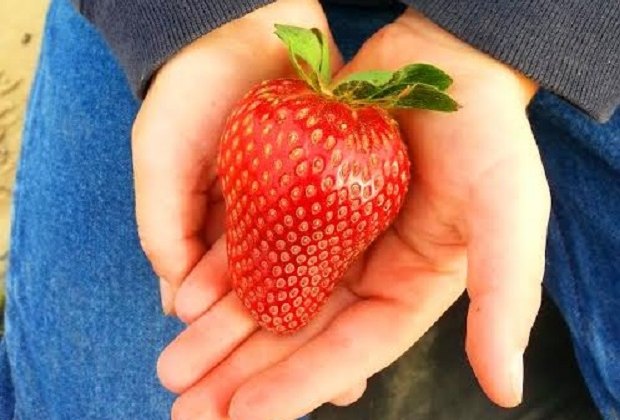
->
<box><xmin>274</xmin><ymin>24</ymin><xmax>459</xmax><ymax>112</ymax></box>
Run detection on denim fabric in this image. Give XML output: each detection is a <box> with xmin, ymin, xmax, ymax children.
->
<box><xmin>0</xmin><ymin>0</ymin><xmax>183</xmax><ymax>418</ymax></box>
<box><xmin>0</xmin><ymin>0</ymin><xmax>617</xmax><ymax>419</ymax></box>
<box><xmin>529</xmin><ymin>92</ymin><xmax>620</xmax><ymax>419</ymax></box>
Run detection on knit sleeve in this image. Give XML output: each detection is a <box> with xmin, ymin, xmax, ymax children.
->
<box><xmin>70</xmin><ymin>0</ymin><xmax>275</xmax><ymax>98</ymax></box>
<box><xmin>402</xmin><ymin>0</ymin><xmax>620</xmax><ymax>121</ymax></box>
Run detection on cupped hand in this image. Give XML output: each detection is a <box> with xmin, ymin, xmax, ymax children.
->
<box><xmin>131</xmin><ymin>0</ymin><xmax>340</xmax><ymax>314</ymax></box>
<box><xmin>157</xmin><ymin>8</ymin><xmax>550</xmax><ymax>420</ymax></box>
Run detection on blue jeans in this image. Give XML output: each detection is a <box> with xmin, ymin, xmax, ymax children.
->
<box><xmin>0</xmin><ymin>0</ymin><xmax>618</xmax><ymax>418</ymax></box>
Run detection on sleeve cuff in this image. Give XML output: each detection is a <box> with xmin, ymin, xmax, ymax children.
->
<box><xmin>74</xmin><ymin>0</ymin><xmax>275</xmax><ymax>98</ymax></box>
<box><xmin>402</xmin><ymin>0</ymin><xmax>620</xmax><ymax>122</ymax></box>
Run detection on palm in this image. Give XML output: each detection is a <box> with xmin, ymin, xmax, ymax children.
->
<box><xmin>156</xmin><ymin>11</ymin><xmax>550</xmax><ymax>420</ymax></box>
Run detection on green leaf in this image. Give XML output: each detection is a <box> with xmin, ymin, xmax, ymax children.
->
<box><xmin>391</xmin><ymin>84</ymin><xmax>459</xmax><ymax>112</ymax></box>
<box><xmin>313</xmin><ymin>28</ymin><xmax>331</xmax><ymax>85</ymax></box>
<box><xmin>332</xmin><ymin>64</ymin><xmax>452</xmax><ymax>98</ymax></box>
<box><xmin>332</xmin><ymin>79</ymin><xmax>383</xmax><ymax>101</ymax></box>
<box><xmin>274</xmin><ymin>24</ymin><xmax>331</xmax><ymax>90</ymax></box>
<box><xmin>332</xmin><ymin>70</ymin><xmax>395</xmax><ymax>101</ymax></box>
<box><xmin>332</xmin><ymin>70</ymin><xmax>399</xmax><ymax>101</ymax></box>
<box><xmin>367</xmin><ymin>64</ymin><xmax>452</xmax><ymax>100</ymax></box>
<box><xmin>330</xmin><ymin>62</ymin><xmax>458</xmax><ymax>112</ymax></box>
<box><xmin>273</xmin><ymin>24</ymin><xmax>458</xmax><ymax>112</ymax></box>
<box><xmin>338</xmin><ymin>70</ymin><xmax>394</xmax><ymax>86</ymax></box>
<box><xmin>387</xmin><ymin>64</ymin><xmax>452</xmax><ymax>91</ymax></box>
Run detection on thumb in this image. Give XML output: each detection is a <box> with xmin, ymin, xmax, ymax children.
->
<box><xmin>133</xmin><ymin>0</ymin><xmax>342</xmax><ymax>314</ymax></box>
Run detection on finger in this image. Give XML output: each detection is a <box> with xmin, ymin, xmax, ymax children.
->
<box><xmin>159</xmin><ymin>278</ymin><xmax>175</xmax><ymax>315</ymax></box>
<box><xmin>204</xmin><ymin>198</ymin><xmax>226</xmax><ymax>245</ymax></box>
<box><xmin>133</xmin><ymin>39</ymin><xmax>280</xmax><ymax>288</ymax></box>
<box><xmin>465</xmin><ymin>146</ymin><xmax>550</xmax><ymax>407</ymax></box>
<box><xmin>158</xmin><ymin>292</ymin><xmax>257</xmax><ymax>393</ymax></box>
<box><xmin>174</xmin><ymin>236</ymin><xmax>230</xmax><ymax>324</ymax></box>
<box><xmin>175</xmin><ymin>220</ymin><xmax>362</xmax><ymax>326</ymax></box>
<box><xmin>329</xmin><ymin>380</ymin><xmax>367</xmax><ymax>407</ymax></box>
<box><xmin>228</xmin><ymin>232</ymin><xmax>464</xmax><ymax>420</ymax></box>
<box><xmin>171</xmin><ymin>288</ymin><xmax>357</xmax><ymax>420</ymax></box>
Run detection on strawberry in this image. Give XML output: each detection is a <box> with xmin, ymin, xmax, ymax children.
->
<box><xmin>218</xmin><ymin>25</ymin><xmax>457</xmax><ymax>334</ymax></box>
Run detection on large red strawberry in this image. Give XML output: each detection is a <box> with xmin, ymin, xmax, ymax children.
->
<box><xmin>218</xmin><ymin>25</ymin><xmax>457</xmax><ymax>334</ymax></box>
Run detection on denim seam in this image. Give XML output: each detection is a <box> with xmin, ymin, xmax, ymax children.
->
<box><xmin>3</xmin><ymin>2</ymin><xmax>57</xmax><ymax>418</ymax></box>
<box><xmin>548</xmin><ymin>203</ymin><xmax>585</xmax><ymax>340</ymax></box>
<box><xmin>8</xmin><ymin>0</ymin><xmax>52</xmax><ymax>283</ymax></box>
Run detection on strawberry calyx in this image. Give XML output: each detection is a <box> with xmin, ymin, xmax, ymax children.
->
<box><xmin>274</xmin><ymin>24</ymin><xmax>459</xmax><ymax>112</ymax></box>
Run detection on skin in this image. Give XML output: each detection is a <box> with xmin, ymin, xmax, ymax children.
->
<box><xmin>132</xmin><ymin>1</ymin><xmax>550</xmax><ymax>419</ymax></box>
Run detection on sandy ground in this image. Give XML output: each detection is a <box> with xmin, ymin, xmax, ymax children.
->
<box><xmin>0</xmin><ymin>1</ymin><xmax>48</xmax><ymax>288</ymax></box>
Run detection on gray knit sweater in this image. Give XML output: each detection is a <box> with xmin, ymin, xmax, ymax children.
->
<box><xmin>71</xmin><ymin>0</ymin><xmax>619</xmax><ymax>122</ymax></box>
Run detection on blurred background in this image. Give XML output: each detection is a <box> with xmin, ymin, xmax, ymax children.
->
<box><xmin>0</xmin><ymin>0</ymin><xmax>48</xmax><ymax>328</ymax></box>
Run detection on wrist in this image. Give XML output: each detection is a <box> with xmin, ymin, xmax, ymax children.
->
<box><xmin>150</xmin><ymin>0</ymin><xmax>329</xmax><ymax>98</ymax></box>
<box><xmin>391</xmin><ymin>9</ymin><xmax>538</xmax><ymax>106</ymax></box>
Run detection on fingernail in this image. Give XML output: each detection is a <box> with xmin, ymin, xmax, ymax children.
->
<box><xmin>159</xmin><ymin>278</ymin><xmax>173</xmax><ymax>315</ymax></box>
<box><xmin>511</xmin><ymin>353</ymin><xmax>524</xmax><ymax>404</ymax></box>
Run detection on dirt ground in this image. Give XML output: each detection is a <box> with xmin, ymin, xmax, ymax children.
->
<box><xmin>0</xmin><ymin>1</ymin><xmax>48</xmax><ymax>288</ymax></box>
